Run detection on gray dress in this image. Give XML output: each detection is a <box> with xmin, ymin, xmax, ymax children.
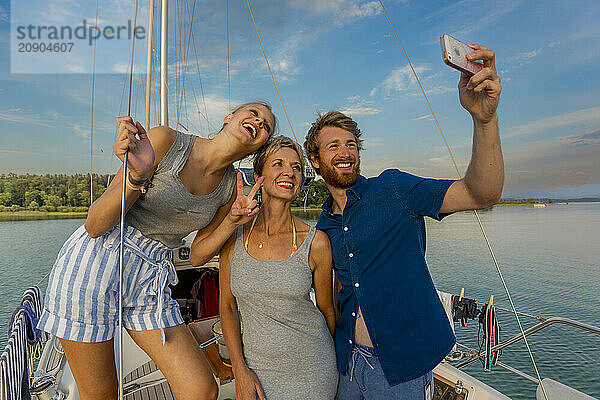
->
<box><xmin>230</xmin><ymin>225</ymin><xmax>338</xmax><ymax>399</ymax></box>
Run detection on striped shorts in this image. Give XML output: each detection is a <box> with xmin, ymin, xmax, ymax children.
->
<box><xmin>37</xmin><ymin>224</ymin><xmax>183</xmax><ymax>343</ymax></box>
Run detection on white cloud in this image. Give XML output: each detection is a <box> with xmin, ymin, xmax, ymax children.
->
<box><xmin>294</xmin><ymin>0</ymin><xmax>383</xmax><ymax>22</ymax></box>
<box><xmin>424</xmin><ymin>86</ymin><xmax>455</xmax><ymax>95</ymax></box>
<box><xmin>340</xmin><ymin>106</ymin><xmax>382</xmax><ymax>116</ymax></box>
<box><xmin>563</xmin><ymin>128</ymin><xmax>600</xmax><ymax>147</ymax></box>
<box><xmin>66</xmin><ymin>64</ymin><xmax>87</xmax><ymax>73</ymax></box>
<box><xmin>440</xmin><ymin>0</ymin><xmax>523</xmax><ymax>39</ymax></box>
<box><xmin>0</xmin><ymin>108</ymin><xmax>55</xmax><ymax>127</ymax></box>
<box><xmin>370</xmin><ymin>65</ymin><xmax>428</xmax><ymax>96</ymax></box>
<box><xmin>339</xmin><ymin>1</ymin><xmax>382</xmax><ymax>20</ymax></box>
<box><xmin>74</xmin><ymin>124</ymin><xmax>91</xmax><ymax>139</ymax></box>
<box><xmin>503</xmin><ymin>129</ymin><xmax>600</xmax><ymax>191</ymax></box>
<box><xmin>171</xmin><ymin>94</ymin><xmax>235</xmax><ymax>136</ymax></box>
<box><xmin>340</xmin><ymin>96</ymin><xmax>381</xmax><ymax>116</ymax></box>
<box><xmin>248</xmin><ymin>0</ymin><xmax>389</xmax><ymax>83</ymax></box>
<box><xmin>515</xmin><ymin>49</ymin><xmax>540</xmax><ymax>61</ymax></box>
<box><xmin>112</xmin><ymin>63</ymin><xmax>129</xmax><ymax>74</ymax></box>
<box><xmin>0</xmin><ymin>150</ymin><xmax>43</xmax><ymax>156</ymax></box>
<box><xmin>414</xmin><ymin>114</ymin><xmax>432</xmax><ymax>121</ymax></box>
<box><xmin>504</xmin><ymin>107</ymin><xmax>600</xmax><ymax>139</ymax></box>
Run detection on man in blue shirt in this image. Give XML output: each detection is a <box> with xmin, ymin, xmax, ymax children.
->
<box><xmin>304</xmin><ymin>45</ymin><xmax>503</xmax><ymax>399</ymax></box>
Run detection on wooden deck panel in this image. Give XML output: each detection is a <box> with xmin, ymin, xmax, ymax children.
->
<box><xmin>124</xmin><ymin>380</ymin><xmax>176</xmax><ymax>400</ymax></box>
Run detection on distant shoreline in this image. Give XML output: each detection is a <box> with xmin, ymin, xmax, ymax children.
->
<box><xmin>2</xmin><ymin>202</ymin><xmax>598</xmax><ymax>222</ymax></box>
<box><xmin>0</xmin><ymin>209</ymin><xmax>322</xmax><ymax>222</ymax></box>
<box><xmin>495</xmin><ymin>201</ymin><xmax>553</xmax><ymax>206</ymax></box>
<box><xmin>0</xmin><ymin>211</ymin><xmax>87</xmax><ymax>222</ymax></box>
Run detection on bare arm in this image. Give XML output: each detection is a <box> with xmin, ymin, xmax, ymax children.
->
<box><xmin>219</xmin><ymin>234</ymin><xmax>266</xmax><ymax>400</ymax></box>
<box><xmin>85</xmin><ymin>122</ymin><xmax>176</xmax><ymax>237</ymax></box>
<box><xmin>333</xmin><ymin>273</ymin><xmax>342</xmax><ymax>322</ymax></box>
<box><xmin>190</xmin><ymin>173</ymin><xmax>264</xmax><ymax>266</ymax></box>
<box><xmin>309</xmin><ymin>230</ymin><xmax>336</xmax><ymax>336</ymax></box>
<box><xmin>440</xmin><ymin>44</ymin><xmax>504</xmax><ymax>214</ymax></box>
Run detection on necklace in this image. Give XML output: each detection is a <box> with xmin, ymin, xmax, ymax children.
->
<box><xmin>244</xmin><ymin>214</ymin><xmax>298</xmax><ymax>256</ymax></box>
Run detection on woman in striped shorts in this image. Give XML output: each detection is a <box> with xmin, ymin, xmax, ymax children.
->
<box><xmin>37</xmin><ymin>102</ymin><xmax>275</xmax><ymax>400</ymax></box>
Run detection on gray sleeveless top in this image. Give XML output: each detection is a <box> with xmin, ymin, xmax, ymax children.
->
<box><xmin>126</xmin><ymin>131</ymin><xmax>236</xmax><ymax>248</ymax></box>
<box><xmin>230</xmin><ymin>224</ymin><xmax>338</xmax><ymax>399</ymax></box>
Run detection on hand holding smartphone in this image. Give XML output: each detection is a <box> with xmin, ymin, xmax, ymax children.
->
<box><xmin>440</xmin><ymin>34</ymin><xmax>483</xmax><ymax>75</ymax></box>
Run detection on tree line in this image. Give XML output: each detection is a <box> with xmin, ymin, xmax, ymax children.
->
<box><xmin>0</xmin><ymin>173</ymin><xmax>332</xmax><ymax>212</ymax></box>
<box><xmin>0</xmin><ymin>173</ymin><xmax>110</xmax><ymax>212</ymax></box>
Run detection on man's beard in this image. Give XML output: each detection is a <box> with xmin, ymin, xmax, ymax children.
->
<box><xmin>319</xmin><ymin>158</ymin><xmax>360</xmax><ymax>189</ymax></box>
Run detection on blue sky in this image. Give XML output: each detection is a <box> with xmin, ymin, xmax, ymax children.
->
<box><xmin>1</xmin><ymin>0</ymin><xmax>599</xmax><ymax>197</ymax></box>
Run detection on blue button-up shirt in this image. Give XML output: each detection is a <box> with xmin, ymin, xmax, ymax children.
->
<box><xmin>316</xmin><ymin>169</ymin><xmax>456</xmax><ymax>385</ymax></box>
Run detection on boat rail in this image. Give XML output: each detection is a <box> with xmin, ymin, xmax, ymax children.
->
<box><xmin>452</xmin><ymin>316</ymin><xmax>600</xmax><ymax>385</ymax></box>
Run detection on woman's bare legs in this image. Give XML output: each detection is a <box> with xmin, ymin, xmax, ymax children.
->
<box><xmin>59</xmin><ymin>339</ymin><xmax>118</xmax><ymax>400</ymax></box>
<box><xmin>128</xmin><ymin>324</ymin><xmax>218</xmax><ymax>400</ymax></box>
<box><xmin>59</xmin><ymin>324</ymin><xmax>218</xmax><ymax>400</ymax></box>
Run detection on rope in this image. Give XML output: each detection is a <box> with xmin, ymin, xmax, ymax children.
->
<box><xmin>245</xmin><ymin>0</ymin><xmax>298</xmax><ymax>143</ymax></box>
<box><xmin>35</xmin><ymin>270</ymin><xmax>52</xmax><ymax>287</ymax></box>
<box><xmin>226</xmin><ymin>0</ymin><xmax>231</xmax><ymax>112</ymax></box>
<box><xmin>377</xmin><ymin>2</ymin><xmax>548</xmax><ymax>398</ymax></box>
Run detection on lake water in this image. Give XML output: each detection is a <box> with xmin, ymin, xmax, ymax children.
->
<box><xmin>1</xmin><ymin>203</ymin><xmax>599</xmax><ymax>399</ymax></box>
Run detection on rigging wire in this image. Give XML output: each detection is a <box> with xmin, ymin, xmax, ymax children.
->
<box><xmin>376</xmin><ymin>1</ymin><xmax>549</xmax><ymax>398</ymax></box>
<box><xmin>89</xmin><ymin>0</ymin><xmax>99</xmax><ymax>207</ymax></box>
<box><xmin>40</xmin><ymin>0</ymin><xmax>104</xmax><ymax>290</ymax></box>
<box><xmin>119</xmin><ymin>1</ymin><xmax>139</xmax><ymax>400</ymax></box>
<box><xmin>245</xmin><ymin>0</ymin><xmax>298</xmax><ymax>143</ymax></box>
<box><xmin>174</xmin><ymin>0</ymin><xmax>179</xmax><ymax>126</ymax></box>
<box><xmin>107</xmin><ymin>65</ymin><xmax>131</xmax><ymax>187</ymax></box>
<box><xmin>153</xmin><ymin>44</ymin><xmax>160</xmax><ymax>126</ymax></box>
<box><xmin>226</xmin><ymin>0</ymin><xmax>231</xmax><ymax>112</ymax></box>
<box><xmin>475</xmin><ymin>301</ymin><xmax>546</xmax><ymax>322</ymax></box>
<box><xmin>186</xmin><ymin>66</ymin><xmax>206</xmax><ymax>135</ymax></box>
<box><xmin>190</xmin><ymin>28</ymin><xmax>214</xmax><ymax>133</ymax></box>
<box><xmin>174</xmin><ymin>0</ymin><xmax>197</xmax><ymax>138</ymax></box>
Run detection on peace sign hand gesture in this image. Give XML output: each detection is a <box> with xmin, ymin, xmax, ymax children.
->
<box><xmin>228</xmin><ymin>172</ymin><xmax>265</xmax><ymax>225</ymax></box>
<box><xmin>458</xmin><ymin>44</ymin><xmax>502</xmax><ymax>124</ymax></box>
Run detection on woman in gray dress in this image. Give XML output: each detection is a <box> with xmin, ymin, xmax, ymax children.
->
<box><xmin>220</xmin><ymin>136</ymin><xmax>338</xmax><ymax>400</ymax></box>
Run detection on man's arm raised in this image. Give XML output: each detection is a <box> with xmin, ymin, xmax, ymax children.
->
<box><xmin>440</xmin><ymin>44</ymin><xmax>503</xmax><ymax>214</ymax></box>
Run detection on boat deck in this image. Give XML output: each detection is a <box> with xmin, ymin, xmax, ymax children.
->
<box><xmin>124</xmin><ymin>360</ymin><xmax>175</xmax><ymax>400</ymax></box>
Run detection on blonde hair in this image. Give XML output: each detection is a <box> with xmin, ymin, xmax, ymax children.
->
<box><xmin>253</xmin><ymin>136</ymin><xmax>305</xmax><ymax>176</ymax></box>
<box><xmin>220</xmin><ymin>101</ymin><xmax>277</xmax><ymax>134</ymax></box>
<box><xmin>304</xmin><ymin>111</ymin><xmax>363</xmax><ymax>175</ymax></box>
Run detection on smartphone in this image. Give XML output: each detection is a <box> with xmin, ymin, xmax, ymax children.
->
<box><xmin>440</xmin><ymin>34</ymin><xmax>483</xmax><ymax>75</ymax></box>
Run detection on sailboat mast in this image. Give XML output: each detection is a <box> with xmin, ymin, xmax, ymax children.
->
<box><xmin>160</xmin><ymin>0</ymin><xmax>168</xmax><ymax>126</ymax></box>
<box><xmin>145</xmin><ymin>0</ymin><xmax>155</xmax><ymax>130</ymax></box>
